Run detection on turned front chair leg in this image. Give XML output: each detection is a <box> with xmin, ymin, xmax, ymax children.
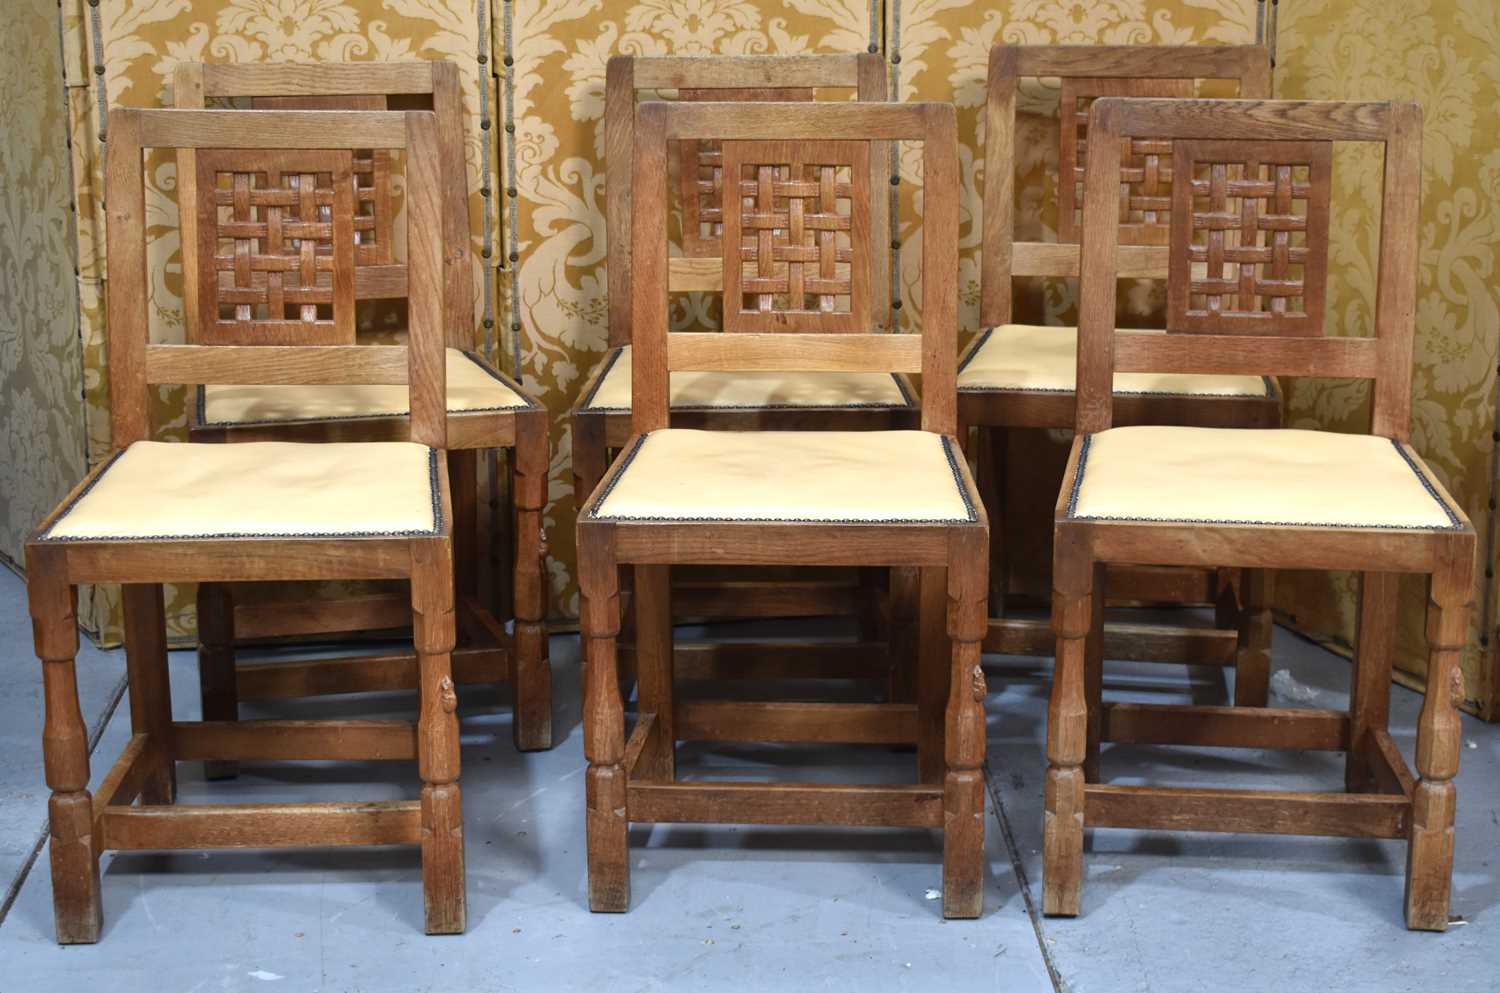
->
<box><xmin>1405</xmin><ymin>542</ymin><xmax>1472</xmax><ymax>931</ymax></box>
<box><xmin>413</xmin><ymin>538</ymin><xmax>466</xmax><ymax>935</ymax></box>
<box><xmin>580</xmin><ymin>525</ymin><xmax>628</xmax><ymax>912</ymax></box>
<box><xmin>942</xmin><ymin>537</ymin><xmax>988</xmax><ymax>919</ymax></box>
<box><xmin>1233</xmin><ymin>568</ymin><xmax>1272</xmax><ymax>707</ymax></box>
<box><xmin>27</xmin><ymin>548</ymin><xmax>101</xmax><ymax>944</ymax></box>
<box><xmin>512</xmin><ymin>412</ymin><xmax>553</xmax><ymax>752</ymax></box>
<box><xmin>122</xmin><ymin>584</ymin><xmax>176</xmax><ymax>804</ymax></box>
<box><xmin>196</xmin><ymin>582</ymin><xmax>239</xmax><ymax>781</ymax></box>
<box><xmin>632</xmin><ymin>564</ymin><xmax>675</xmax><ymax>781</ymax></box>
<box><xmin>1044</xmin><ymin>527</ymin><xmax>1093</xmax><ymax>917</ymax></box>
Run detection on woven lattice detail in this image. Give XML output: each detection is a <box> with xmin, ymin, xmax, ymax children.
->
<box><xmin>720</xmin><ymin>140</ymin><xmax>870</xmax><ymax>332</ymax></box>
<box><xmin>194</xmin><ymin>150</ymin><xmax>356</xmax><ymax>344</ymax></box>
<box><xmin>1057</xmin><ymin>77</ymin><xmax>1192</xmax><ymax>246</ymax></box>
<box><xmin>677</xmin><ymin>88</ymin><xmax>814</xmax><ymax>259</ymax></box>
<box><xmin>1168</xmin><ymin>139</ymin><xmax>1332</xmax><ymax>335</ymax></box>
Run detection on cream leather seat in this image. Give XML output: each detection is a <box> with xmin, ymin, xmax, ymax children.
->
<box><xmin>587</xmin><ymin>429</ymin><xmax>978</xmax><ymax>523</ymax></box>
<box><xmin>959</xmin><ymin>324</ymin><xmax>1272</xmax><ymax>397</ymax></box>
<box><xmin>198</xmin><ymin>348</ymin><xmax>532</xmax><ymax>426</ymax></box>
<box><xmin>580</xmin><ymin>345</ymin><xmax>915</xmax><ymax>411</ymax></box>
<box><xmin>1065</xmin><ymin>426</ymin><xmax>1462</xmax><ymax>530</ymax></box>
<box><xmin>38</xmin><ymin>440</ymin><xmax>442</xmax><ymax>541</ymax></box>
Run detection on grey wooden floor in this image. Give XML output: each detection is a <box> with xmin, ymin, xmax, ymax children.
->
<box><xmin>0</xmin><ymin>566</ymin><xmax>1494</xmax><ymax>993</ymax></box>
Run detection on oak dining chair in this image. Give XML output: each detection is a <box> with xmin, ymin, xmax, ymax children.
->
<box><xmin>965</xmin><ymin>44</ymin><xmax>1281</xmax><ymax>706</ymax></box>
<box><xmin>577</xmin><ymin>99</ymin><xmax>989</xmax><ymax>918</ymax></box>
<box><xmin>573</xmin><ymin>54</ymin><xmax>916</xmax><ymax>694</ymax></box>
<box><xmin>1045</xmin><ymin>96</ymin><xmax>1474</xmax><ymax>931</ymax></box>
<box><xmin>27</xmin><ymin>107</ymin><xmax>465</xmax><ymax>942</ymax></box>
<box><xmin>172</xmin><ymin>60</ymin><xmax>552</xmax><ymax>753</ymax></box>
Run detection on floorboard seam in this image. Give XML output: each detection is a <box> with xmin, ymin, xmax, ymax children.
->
<box><xmin>0</xmin><ymin>672</ymin><xmax>129</xmax><ymax>930</ymax></box>
<box><xmin>985</xmin><ymin>760</ymin><xmax>1065</xmax><ymax>993</ymax></box>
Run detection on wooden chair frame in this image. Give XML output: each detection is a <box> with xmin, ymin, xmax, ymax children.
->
<box><xmin>577</xmin><ymin>100</ymin><xmax>990</xmax><ymax>919</ymax></box>
<box><xmin>26</xmin><ymin>108</ymin><xmax>464</xmax><ymax>942</ymax></box>
<box><xmin>1045</xmin><ymin>96</ymin><xmax>1475</xmax><ymax>931</ymax></box>
<box><xmin>571</xmin><ymin>55</ymin><xmax>913</xmax><ymax>689</ymax></box>
<box><xmin>966</xmin><ymin>45</ymin><xmax>1283</xmax><ymax>694</ymax></box>
<box><xmin>172</xmin><ymin>61</ymin><xmax>551</xmax><ymax>753</ymax></box>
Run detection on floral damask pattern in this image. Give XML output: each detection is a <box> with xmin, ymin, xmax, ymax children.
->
<box><xmin>1277</xmin><ymin>0</ymin><xmax>1499</xmax><ymax>716</ymax></box>
<box><xmin>1</xmin><ymin>0</ymin><xmax>86</xmax><ymax>572</ymax></box>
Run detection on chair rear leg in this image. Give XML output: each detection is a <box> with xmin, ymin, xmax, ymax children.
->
<box><xmin>942</xmin><ymin>535</ymin><xmax>988</xmax><ymax>919</ymax></box>
<box><xmin>1405</xmin><ymin>540</ymin><xmax>1472</xmax><ymax>931</ymax></box>
<box><xmin>123</xmin><ymin>584</ymin><xmax>175</xmax><ymax>804</ymax></box>
<box><xmin>414</xmin><ymin>538</ymin><xmax>466</xmax><ymax>935</ymax></box>
<box><xmin>633</xmin><ymin>564</ymin><xmax>675</xmax><ymax>781</ymax></box>
<box><xmin>196</xmin><ymin>582</ymin><xmax>238</xmax><ymax>781</ymax></box>
<box><xmin>1233</xmin><ymin>568</ymin><xmax>1272</xmax><ymax>707</ymax></box>
<box><xmin>28</xmin><ymin>547</ymin><xmax>101</xmax><ymax>944</ymax></box>
<box><xmin>1347</xmin><ymin>572</ymin><xmax>1397</xmax><ymax>792</ymax></box>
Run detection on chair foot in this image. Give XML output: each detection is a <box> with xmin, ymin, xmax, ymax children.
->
<box><xmin>1042</xmin><ymin>766</ymin><xmax>1084</xmax><ymax>917</ymax></box>
<box><xmin>511</xmin><ymin>619</ymin><xmax>553</xmax><ymax>752</ymax></box>
<box><xmin>1404</xmin><ymin>781</ymin><xmax>1456</xmax><ymax>931</ymax></box>
<box><xmin>586</xmin><ymin>764</ymin><xmax>630</xmax><ymax>912</ymax></box>
<box><xmin>48</xmin><ymin>792</ymin><xmax>102</xmax><ymax>944</ymax></box>
<box><xmin>421</xmin><ymin>783</ymin><xmax>467</xmax><ymax>934</ymax></box>
<box><xmin>942</xmin><ymin>769</ymin><xmax>985</xmax><ymax>919</ymax></box>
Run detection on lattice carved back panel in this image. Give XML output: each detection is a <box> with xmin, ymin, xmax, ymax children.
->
<box><xmin>253</xmin><ymin>95</ymin><xmax>395</xmax><ymax>267</ymax></box>
<box><xmin>1167</xmin><ymin>139</ymin><xmax>1332</xmax><ymax>336</ymax></box>
<box><xmin>193</xmin><ymin>150</ymin><xmax>357</xmax><ymax>345</ymax></box>
<box><xmin>720</xmin><ymin>140</ymin><xmax>871</xmax><ymax>333</ymax></box>
<box><xmin>1057</xmin><ymin>77</ymin><xmax>1193</xmax><ymax>246</ymax></box>
<box><xmin>677</xmin><ymin>88</ymin><xmax>814</xmax><ymax>258</ymax></box>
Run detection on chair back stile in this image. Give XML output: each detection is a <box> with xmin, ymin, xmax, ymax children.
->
<box><xmin>1074</xmin><ymin>98</ymin><xmax>1421</xmax><ymax>440</ymax></box>
<box><xmin>981</xmin><ymin>45</ymin><xmax>1272</xmax><ymax>328</ymax></box>
<box><xmin>173</xmin><ymin>61</ymin><xmax>473</xmax><ymax>353</ymax></box>
<box><xmin>104</xmin><ymin>108</ymin><xmax>449</xmax><ymax>450</ymax></box>
<box><xmin>628</xmin><ymin>100</ymin><xmax>958</xmax><ymax>438</ymax></box>
<box><xmin>605</xmin><ymin>54</ymin><xmax>891</xmax><ymax>348</ymax></box>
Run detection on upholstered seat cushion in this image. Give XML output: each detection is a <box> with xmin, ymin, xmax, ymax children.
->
<box><xmin>580</xmin><ymin>345</ymin><xmax>914</xmax><ymax>411</ymax></box>
<box><xmin>38</xmin><ymin>441</ymin><xmax>442</xmax><ymax>541</ymax></box>
<box><xmin>958</xmin><ymin>324</ymin><xmax>1271</xmax><ymax>397</ymax></box>
<box><xmin>587</xmin><ymin>429</ymin><xmax>977</xmax><ymax>523</ymax></box>
<box><xmin>198</xmin><ymin>348</ymin><xmax>532</xmax><ymax>426</ymax></box>
<box><xmin>1065</xmin><ymin>426</ymin><xmax>1462</xmax><ymax>530</ymax></box>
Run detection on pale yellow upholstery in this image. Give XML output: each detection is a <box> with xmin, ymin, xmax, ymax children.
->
<box><xmin>581</xmin><ymin>345</ymin><xmax>914</xmax><ymax>411</ymax></box>
<box><xmin>958</xmin><ymin>324</ymin><xmax>1271</xmax><ymax>397</ymax></box>
<box><xmin>588</xmin><ymin>429</ymin><xmax>977</xmax><ymax>523</ymax></box>
<box><xmin>39</xmin><ymin>441</ymin><xmax>442</xmax><ymax>541</ymax></box>
<box><xmin>1066</xmin><ymin>426</ymin><xmax>1461</xmax><ymax>530</ymax></box>
<box><xmin>199</xmin><ymin>348</ymin><xmax>531</xmax><ymax>426</ymax></box>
